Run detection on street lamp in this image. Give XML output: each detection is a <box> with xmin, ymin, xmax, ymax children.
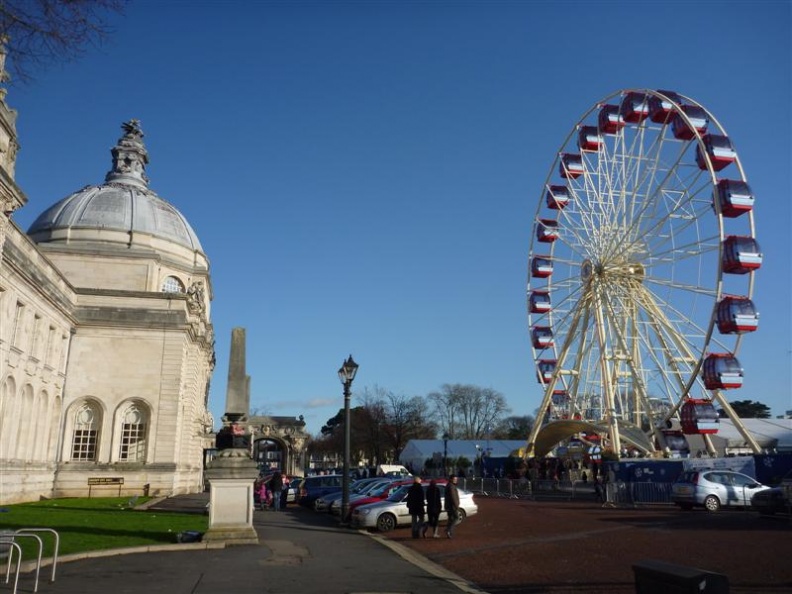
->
<box><xmin>338</xmin><ymin>354</ymin><xmax>359</xmax><ymax>525</ymax></box>
<box><xmin>442</xmin><ymin>432</ymin><xmax>449</xmax><ymax>477</ymax></box>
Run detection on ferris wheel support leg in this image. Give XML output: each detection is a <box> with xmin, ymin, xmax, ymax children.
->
<box><xmin>711</xmin><ymin>391</ymin><xmax>763</xmax><ymax>454</ymax></box>
<box><xmin>702</xmin><ymin>434</ymin><xmax>717</xmax><ymax>457</ymax></box>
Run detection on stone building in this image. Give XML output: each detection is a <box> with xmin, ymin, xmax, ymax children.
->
<box><xmin>0</xmin><ymin>81</ymin><xmax>215</xmax><ymax>503</ymax></box>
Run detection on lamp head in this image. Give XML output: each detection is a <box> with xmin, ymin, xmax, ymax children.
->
<box><xmin>338</xmin><ymin>354</ymin><xmax>359</xmax><ymax>384</ymax></box>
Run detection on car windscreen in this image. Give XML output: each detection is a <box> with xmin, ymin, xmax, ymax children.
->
<box><xmin>386</xmin><ymin>485</ymin><xmax>410</xmax><ymax>502</ymax></box>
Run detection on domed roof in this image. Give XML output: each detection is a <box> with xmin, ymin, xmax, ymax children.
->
<box><xmin>27</xmin><ymin>120</ymin><xmax>203</xmax><ymax>253</ymax></box>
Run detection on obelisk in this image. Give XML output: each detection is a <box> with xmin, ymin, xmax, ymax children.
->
<box><xmin>224</xmin><ymin>327</ymin><xmax>250</xmax><ymax>423</ymax></box>
<box><xmin>203</xmin><ymin>327</ymin><xmax>259</xmax><ymax>545</ymax></box>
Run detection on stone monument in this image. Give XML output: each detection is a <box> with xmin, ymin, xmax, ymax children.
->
<box><xmin>203</xmin><ymin>327</ymin><xmax>259</xmax><ymax>545</ymax></box>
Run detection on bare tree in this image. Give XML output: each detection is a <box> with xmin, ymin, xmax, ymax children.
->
<box><xmin>428</xmin><ymin>384</ymin><xmax>511</xmax><ymax>439</ymax></box>
<box><xmin>493</xmin><ymin>415</ymin><xmax>535</xmax><ymax>440</ymax></box>
<box><xmin>0</xmin><ymin>0</ymin><xmax>126</xmax><ymax>83</ymax></box>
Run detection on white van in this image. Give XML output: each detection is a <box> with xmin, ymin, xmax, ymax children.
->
<box><xmin>376</xmin><ymin>464</ymin><xmax>411</xmax><ymax>478</ymax></box>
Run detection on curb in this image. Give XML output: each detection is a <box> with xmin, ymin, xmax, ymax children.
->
<box><xmin>18</xmin><ymin>541</ymin><xmax>226</xmax><ymax>574</ymax></box>
<box><xmin>365</xmin><ymin>530</ymin><xmax>491</xmax><ymax>594</ymax></box>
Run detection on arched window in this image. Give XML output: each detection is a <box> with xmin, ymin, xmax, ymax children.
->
<box><xmin>118</xmin><ymin>403</ymin><xmax>148</xmax><ymax>462</ymax></box>
<box><xmin>71</xmin><ymin>401</ymin><xmax>101</xmax><ymax>461</ymax></box>
<box><xmin>161</xmin><ymin>275</ymin><xmax>184</xmax><ymax>293</ymax></box>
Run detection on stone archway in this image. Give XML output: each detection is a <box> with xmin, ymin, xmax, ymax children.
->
<box><xmin>253</xmin><ymin>437</ymin><xmax>284</xmax><ymax>471</ymax></box>
<box><xmin>248</xmin><ymin>416</ymin><xmax>308</xmax><ymax>477</ymax></box>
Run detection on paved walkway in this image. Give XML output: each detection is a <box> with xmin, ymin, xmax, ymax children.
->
<box><xmin>11</xmin><ymin>495</ymin><xmax>487</xmax><ymax>594</ymax></box>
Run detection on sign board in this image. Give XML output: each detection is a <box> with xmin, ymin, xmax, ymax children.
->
<box><xmin>88</xmin><ymin>477</ymin><xmax>124</xmax><ymax>485</ymax></box>
<box><xmin>87</xmin><ymin>476</ymin><xmax>124</xmax><ymax>497</ymax></box>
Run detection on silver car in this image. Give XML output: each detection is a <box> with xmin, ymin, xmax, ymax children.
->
<box><xmin>671</xmin><ymin>469</ymin><xmax>771</xmax><ymax>512</ymax></box>
<box><xmin>351</xmin><ymin>483</ymin><xmax>477</xmax><ymax>532</ymax></box>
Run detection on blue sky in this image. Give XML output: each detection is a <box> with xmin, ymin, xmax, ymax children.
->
<box><xmin>8</xmin><ymin>1</ymin><xmax>791</xmax><ymax>435</ymax></box>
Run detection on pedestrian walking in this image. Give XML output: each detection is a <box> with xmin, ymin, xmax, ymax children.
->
<box><xmin>406</xmin><ymin>476</ymin><xmax>425</xmax><ymax>539</ymax></box>
<box><xmin>444</xmin><ymin>474</ymin><xmax>460</xmax><ymax>539</ymax></box>
<box><xmin>424</xmin><ymin>478</ymin><xmax>442</xmax><ymax>538</ymax></box>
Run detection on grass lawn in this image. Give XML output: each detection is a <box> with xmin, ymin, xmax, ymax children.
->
<box><xmin>0</xmin><ymin>498</ymin><xmax>208</xmax><ymax>560</ymax></box>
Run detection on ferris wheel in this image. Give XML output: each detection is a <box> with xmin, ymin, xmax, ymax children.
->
<box><xmin>524</xmin><ymin>89</ymin><xmax>762</xmax><ymax>459</ymax></box>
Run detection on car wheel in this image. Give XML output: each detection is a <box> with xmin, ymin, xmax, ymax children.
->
<box><xmin>313</xmin><ymin>500</ymin><xmax>322</xmax><ymax>511</ymax></box>
<box><xmin>704</xmin><ymin>495</ymin><xmax>721</xmax><ymax>512</ymax></box>
<box><xmin>457</xmin><ymin>509</ymin><xmax>467</xmax><ymax>522</ymax></box>
<box><xmin>376</xmin><ymin>513</ymin><xmax>397</xmax><ymax>532</ymax></box>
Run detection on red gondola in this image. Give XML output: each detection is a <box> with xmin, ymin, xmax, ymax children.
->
<box><xmin>531</xmin><ymin>256</ymin><xmax>553</xmax><ymax>278</ymax></box>
<box><xmin>620</xmin><ymin>91</ymin><xmax>650</xmax><ymax>123</ymax></box>
<box><xmin>696</xmin><ymin>134</ymin><xmax>736</xmax><ymax>172</ymax></box>
<box><xmin>560</xmin><ymin>153</ymin><xmax>584</xmax><ymax>179</ymax></box>
<box><xmin>702</xmin><ymin>353</ymin><xmax>743</xmax><ymax>390</ymax></box>
<box><xmin>598</xmin><ymin>104</ymin><xmax>625</xmax><ymax>134</ymax></box>
<box><xmin>661</xmin><ymin>430</ymin><xmax>691</xmax><ymax>452</ymax></box>
<box><xmin>680</xmin><ymin>399</ymin><xmax>720</xmax><ymax>434</ymax></box>
<box><xmin>551</xmin><ymin>389</ymin><xmax>568</xmax><ymax>406</ymax></box>
<box><xmin>722</xmin><ymin>236</ymin><xmax>762</xmax><ymax>274</ymax></box>
<box><xmin>529</xmin><ymin>290</ymin><xmax>551</xmax><ymax>313</ymax></box>
<box><xmin>537</xmin><ymin>219</ymin><xmax>560</xmax><ymax>243</ymax></box>
<box><xmin>578</xmin><ymin>126</ymin><xmax>602</xmax><ymax>151</ymax></box>
<box><xmin>546</xmin><ymin>185</ymin><xmax>570</xmax><ymax>210</ymax></box>
<box><xmin>671</xmin><ymin>105</ymin><xmax>709</xmax><ymax>140</ymax></box>
<box><xmin>714</xmin><ymin>179</ymin><xmax>754</xmax><ymax>218</ymax></box>
<box><xmin>648</xmin><ymin>89</ymin><xmax>683</xmax><ymax>123</ymax></box>
<box><xmin>716</xmin><ymin>296</ymin><xmax>759</xmax><ymax>334</ymax></box>
<box><xmin>537</xmin><ymin>359</ymin><xmax>556</xmax><ymax>384</ymax></box>
<box><xmin>531</xmin><ymin>326</ymin><xmax>554</xmax><ymax>348</ymax></box>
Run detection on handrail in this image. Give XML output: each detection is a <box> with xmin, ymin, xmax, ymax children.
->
<box><xmin>7</xmin><ymin>533</ymin><xmax>43</xmax><ymax>592</ymax></box>
<box><xmin>0</xmin><ymin>534</ymin><xmax>22</xmax><ymax>594</ymax></box>
<box><xmin>15</xmin><ymin>528</ymin><xmax>59</xmax><ymax>583</ymax></box>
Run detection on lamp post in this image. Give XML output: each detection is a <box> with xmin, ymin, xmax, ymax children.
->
<box><xmin>442</xmin><ymin>432</ymin><xmax>449</xmax><ymax>477</ymax></box>
<box><xmin>338</xmin><ymin>354</ymin><xmax>359</xmax><ymax>525</ymax></box>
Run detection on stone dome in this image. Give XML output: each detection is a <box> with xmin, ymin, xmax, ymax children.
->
<box><xmin>27</xmin><ymin>120</ymin><xmax>203</xmax><ymax>254</ymax></box>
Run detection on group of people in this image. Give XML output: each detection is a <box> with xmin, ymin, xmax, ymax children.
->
<box><xmin>255</xmin><ymin>471</ymin><xmax>285</xmax><ymax>511</ymax></box>
<box><xmin>405</xmin><ymin>475</ymin><xmax>461</xmax><ymax>539</ymax></box>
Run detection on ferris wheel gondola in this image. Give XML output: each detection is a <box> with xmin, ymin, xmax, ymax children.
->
<box><xmin>524</xmin><ymin>89</ymin><xmax>763</xmax><ymax>459</ymax></box>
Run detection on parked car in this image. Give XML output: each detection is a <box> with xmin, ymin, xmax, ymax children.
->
<box><xmin>351</xmin><ymin>482</ymin><xmax>477</xmax><ymax>532</ymax></box>
<box><xmin>321</xmin><ymin>478</ymin><xmax>393</xmax><ymax>514</ymax></box>
<box><xmin>285</xmin><ymin>477</ymin><xmax>303</xmax><ymax>504</ymax></box>
<box><xmin>332</xmin><ymin>478</ymin><xmax>416</xmax><ymax>519</ymax></box>
<box><xmin>298</xmin><ymin>474</ymin><xmax>344</xmax><ymax>508</ymax></box>
<box><xmin>671</xmin><ymin>470</ymin><xmax>770</xmax><ymax>512</ymax></box>
<box><xmin>751</xmin><ymin>470</ymin><xmax>792</xmax><ymax>515</ymax></box>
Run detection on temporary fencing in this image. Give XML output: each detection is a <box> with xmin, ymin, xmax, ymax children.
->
<box><xmin>459</xmin><ymin>477</ymin><xmax>598</xmax><ymax>501</ymax></box>
<box><xmin>457</xmin><ymin>477</ymin><xmax>679</xmax><ymax>506</ymax></box>
<box><xmin>603</xmin><ymin>481</ymin><xmax>675</xmax><ymax>507</ymax></box>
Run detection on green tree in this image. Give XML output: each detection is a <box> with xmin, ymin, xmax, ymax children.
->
<box><xmin>719</xmin><ymin>400</ymin><xmax>772</xmax><ymax>419</ymax></box>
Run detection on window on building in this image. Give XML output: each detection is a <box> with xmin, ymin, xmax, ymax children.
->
<box><xmin>71</xmin><ymin>402</ymin><xmax>99</xmax><ymax>461</ymax></box>
<box><xmin>161</xmin><ymin>276</ymin><xmax>184</xmax><ymax>293</ymax></box>
<box><xmin>119</xmin><ymin>404</ymin><xmax>147</xmax><ymax>462</ymax></box>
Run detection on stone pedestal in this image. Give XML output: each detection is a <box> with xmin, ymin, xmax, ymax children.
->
<box><xmin>203</xmin><ymin>448</ymin><xmax>259</xmax><ymax>545</ymax></box>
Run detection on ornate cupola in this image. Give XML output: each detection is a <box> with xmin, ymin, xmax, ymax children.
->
<box><xmin>105</xmin><ymin>119</ymin><xmax>149</xmax><ymax>190</ymax></box>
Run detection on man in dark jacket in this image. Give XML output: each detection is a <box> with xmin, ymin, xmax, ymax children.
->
<box><xmin>424</xmin><ymin>478</ymin><xmax>442</xmax><ymax>538</ymax></box>
<box><xmin>444</xmin><ymin>474</ymin><xmax>460</xmax><ymax>538</ymax></box>
<box><xmin>406</xmin><ymin>476</ymin><xmax>425</xmax><ymax>539</ymax></box>
<box><xmin>270</xmin><ymin>472</ymin><xmax>284</xmax><ymax>511</ymax></box>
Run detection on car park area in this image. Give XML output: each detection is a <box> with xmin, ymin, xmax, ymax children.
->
<box><xmin>381</xmin><ymin>494</ymin><xmax>792</xmax><ymax>593</ymax></box>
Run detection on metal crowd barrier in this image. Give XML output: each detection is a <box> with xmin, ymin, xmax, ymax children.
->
<box><xmin>459</xmin><ymin>477</ymin><xmax>598</xmax><ymax>501</ymax></box>
<box><xmin>604</xmin><ymin>481</ymin><xmax>675</xmax><ymax>507</ymax></box>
